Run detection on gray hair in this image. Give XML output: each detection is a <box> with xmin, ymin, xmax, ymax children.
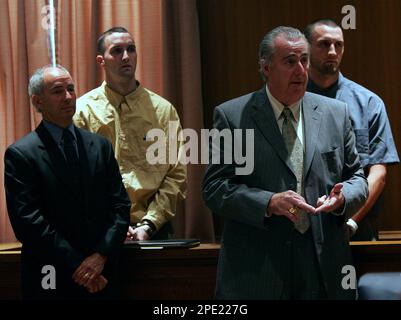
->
<box><xmin>258</xmin><ymin>26</ymin><xmax>308</xmax><ymax>81</ymax></box>
<box><xmin>28</xmin><ymin>65</ymin><xmax>70</xmax><ymax>113</ymax></box>
<box><xmin>28</xmin><ymin>64</ymin><xmax>70</xmax><ymax>97</ymax></box>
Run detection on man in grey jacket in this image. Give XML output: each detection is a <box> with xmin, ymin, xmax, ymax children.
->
<box><xmin>202</xmin><ymin>26</ymin><xmax>367</xmax><ymax>299</ymax></box>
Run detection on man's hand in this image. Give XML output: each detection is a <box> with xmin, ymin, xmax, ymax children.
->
<box><xmin>315</xmin><ymin>183</ymin><xmax>345</xmax><ymax>213</ymax></box>
<box><xmin>126</xmin><ymin>225</ymin><xmax>150</xmax><ymax>241</ymax></box>
<box><xmin>72</xmin><ymin>253</ymin><xmax>107</xmax><ymax>287</ymax></box>
<box><xmin>268</xmin><ymin>190</ymin><xmax>316</xmax><ymax>222</ymax></box>
<box><xmin>85</xmin><ymin>275</ymin><xmax>108</xmax><ymax>294</ymax></box>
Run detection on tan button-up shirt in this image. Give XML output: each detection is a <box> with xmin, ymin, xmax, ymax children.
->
<box><xmin>74</xmin><ymin>82</ymin><xmax>187</xmax><ymax>231</ymax></box>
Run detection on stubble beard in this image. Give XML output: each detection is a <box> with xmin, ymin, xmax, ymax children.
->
<box><xmin>312</xmin><ymin>59</ymin><xmax>339</xmax><ymax>76</ymax></box>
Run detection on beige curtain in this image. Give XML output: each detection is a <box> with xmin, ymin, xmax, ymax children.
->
<box><xmin>0</xmin><ymin>0</ymin><xmax>214</xmax><ymax>243</ymax></box>
<box><xmin>0</xmin><ymin>0</ymin><xmax>49</xmax><ymax>243</ymax></box>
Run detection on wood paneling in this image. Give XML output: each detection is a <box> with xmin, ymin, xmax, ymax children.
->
<box><xmin>197</xmin><ymin>0</ymin><xmax>401</xmax><ymax>232</ymax></box>
<box><xmin>2</xmin><ymin>241</ymin><xmax>401</xmax><ymax>299</ymax></box>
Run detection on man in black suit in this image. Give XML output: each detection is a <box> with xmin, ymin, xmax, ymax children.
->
<box><xmin>202</xmin><ymin>26</ymin><xmax>368</xmax><ymax>299</ymax></box>
<box><xmin>4</xmin><ymin>65</ymin><xmax>131</xmax><ymax>299</ymax></box>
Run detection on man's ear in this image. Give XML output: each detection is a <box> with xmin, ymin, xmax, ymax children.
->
<box><xmin>32</xmin><ymin>94</ymin><xmax>43</xmax><ymax>112</ymax></box>
<box><xmin>96</xmin><ymin>55</ymin><xmax>104</xmax><ymax>66</ymax></box>
<box><xmin>263</xmin><ymin>63</ymin><xmax>270</xmax><ymax>78</ymax></box>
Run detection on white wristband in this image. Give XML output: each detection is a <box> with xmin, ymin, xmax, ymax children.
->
<box><xmin>346</xmin><ymin>218</ymin><xmax>358</xmax><ymax>232</ymax></box>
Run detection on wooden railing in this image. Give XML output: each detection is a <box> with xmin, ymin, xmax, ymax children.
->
<box><xmin>2</xmin><ymin>241</ymin><xmax>401</xmax><ymax>299</ymax></box>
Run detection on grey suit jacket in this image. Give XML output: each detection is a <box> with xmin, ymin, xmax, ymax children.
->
<box><xmin>202</xmin><ymin>88</ymin><xmax>368</xmax><ymax>299</ymax></box>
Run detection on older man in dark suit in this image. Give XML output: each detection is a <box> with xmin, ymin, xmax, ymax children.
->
<box><xmin>202</xmin><ymin>26</ymin><xmax>368</xmax><ymax>299</ymax></box>
<box><xmin>4</xmin><ymin>65</ymin><xmax>131</xmax><ymax>299</ymax></box>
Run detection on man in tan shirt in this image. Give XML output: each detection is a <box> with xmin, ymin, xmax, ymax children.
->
<box><xmin>74</xmin><ymin>27</ymin><xmax>186</xmax><ymax>240</ymax></box>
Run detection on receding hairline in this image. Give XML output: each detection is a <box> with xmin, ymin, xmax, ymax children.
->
<box><xmin>314</xmin><ymin>23</ymin><xmax>343</xmax><ymax>32</ymax></box>
<box><xmin>43</xmin><ymin>66</ymin><xmax>71</xmax><ymax>76</ymax></box>
<box><xmin>311</xmin><ymin>24</ymin><xmax>344</xmax><ymax>43</ymax></box>
<box><xmin>104</xmin><ymin>31</ymin><xmax>133</xmax><ymax>41</ymax></box>
<box><xmin>28</xmin><ymin>65</ymin><xmax>72</xmax><ymax>98</ymax></box>
<box><xmin>41</xmin><ymin>67</ymin><xmax>72</xmax><ymax>85</ymax></box>
<box><xmin>272</xmin><ymin>33</ymin><xmax>309</xmax><ymax>55</ymax></box>
<box><xmin>305</xmin><ymin>20</ymin><xmax>343</xmax><ymax>43</ymax></box>
<box><xmin>275</xmin><ymin>33</ymin><xmax>308</xmax><ymax>44</ymax></box>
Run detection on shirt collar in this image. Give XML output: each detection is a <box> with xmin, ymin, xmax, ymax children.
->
<box><xmin>338</xmin><ymin>72</ymin><xmax>345</xmax><ymax>87</ymax></box>
<box><xmin>265</xmin><ymin>85</ymin><xmax>301</xmax><ymax>122</ymax></box>
<box><xmin>103</xmin><ymin>80</ymin><xmax>143</xmax><ymax>108</ymax></box>
<box><xmin>42</xmin><ymin>120</ymin><xmax>76</xmax><ymax>145</ymax></box>
<box><xmin>307</xmin><ymin>73</ymin><xmax>342</xmax><ymax>99</ymax></box>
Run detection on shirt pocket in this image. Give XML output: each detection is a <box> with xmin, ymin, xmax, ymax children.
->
<box><xmin>320</xmin><ymin>146</ymin><xmax>342</xmax><ymax>182</ymax></box>
<box><xmin>354</xmin><ymin>129</ymin><xmax>369</xmax><ymax>154</ymax></box>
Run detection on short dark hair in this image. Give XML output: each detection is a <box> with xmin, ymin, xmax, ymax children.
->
<box><xmin>304</xmin><ymin>19</ymin><xmax>340</xmax><ymax>43</ymax></box>
<box><xmin>97</xmin><ymin>26</ymin><xmax>131</xmax><ymax>55</ymax></box>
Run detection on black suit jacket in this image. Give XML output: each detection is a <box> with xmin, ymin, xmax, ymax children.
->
<box><xmin>4</xmin><ymin>122</ymin><xmax>131</xmax><ymax>298</ymax></box>
<box><xmin>202</xmin><ymin>89</ymin><xmax>368</xmax><ymax>299</ymax></box>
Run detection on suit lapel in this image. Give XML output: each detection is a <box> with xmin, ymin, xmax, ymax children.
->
<box><xmin>75</xmin><ymin>127</ymin><xmax>97</xmax><ymax>214</ymax></box>
<box><xmin>36</xmin><ymin>123</ymin><xmax>98</xmax><ymax>201</ymax></box>
<box><xmin>302</xmin><ymin>95</ymin><xmax>325</xmax><ymax>248</ymax></box>
<box><xmin>250</xmin><ymin>87</ymin><xmax>295</xmax><ymax>175</ymax></box>
<box><xmin>302</xmin><ymin>93</ymin><xmax>322</xmax><ymax>179</ymax></box>
<box><xmin>75</xmin><ymin>127</ymin><xmax>97</xmax><ymax>180</ymax></box>
<box><xmin>36</xmin><ymin>122</ymin><xmax>76</xmax><ymax>191</ymax></box>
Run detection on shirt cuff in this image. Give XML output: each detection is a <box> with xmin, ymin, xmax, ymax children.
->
<box><xmin>331</xmin><ymin>200</ymin><xmax>346</xmax><ymax>216</ymax></box>
<box><xmin>265</xmin><ymin>206</ymin><xmax>273</xmax><ymax>218</ymax></box>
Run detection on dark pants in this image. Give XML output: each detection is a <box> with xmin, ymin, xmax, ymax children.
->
<box><xmin>280</xmin><ymin>228</ymin><xmax>327</xmax><ymax>300</ymax></box>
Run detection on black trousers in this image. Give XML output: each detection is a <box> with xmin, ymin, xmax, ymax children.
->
<box><xmin>279</xmin><ymin>228</ymin><xmax>327</xmax><ymax>300</ymax></box>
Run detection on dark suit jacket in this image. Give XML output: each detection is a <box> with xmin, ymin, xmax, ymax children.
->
<box><xmin>202</xmin><ymin>88</ymin><xmax>368</xmax><ymax>299</ymax></box>
<box><xmin>4</xmin><ymin>122</ymin><xmax>131</xmax><ymax>298</ymax></box>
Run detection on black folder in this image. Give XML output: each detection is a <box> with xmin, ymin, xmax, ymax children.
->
<box><xmin>124</xmin><ymin>238</ymin><xmax>200</xmax><ymax>249</ymax></box>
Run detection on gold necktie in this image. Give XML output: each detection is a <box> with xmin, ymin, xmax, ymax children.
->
<box><xmin>281</xmin><ymin>107</ymin><xmax>310</xmax><ymax>233</ymax></box>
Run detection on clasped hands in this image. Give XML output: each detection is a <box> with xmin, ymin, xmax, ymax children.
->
<box><xmin>268</xmin><ymin>183</ymin><xmax>344</xmax><ymax>222</ymax></box>
<box><xmin>126</xmin><ymin>225</ymin><xmax>150</xmax><ymax>241</ymax></box>
<box><xmin>72</xmin><ymin>253</ymin><xmax>108</xmax><ymax>294</ymax></box>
